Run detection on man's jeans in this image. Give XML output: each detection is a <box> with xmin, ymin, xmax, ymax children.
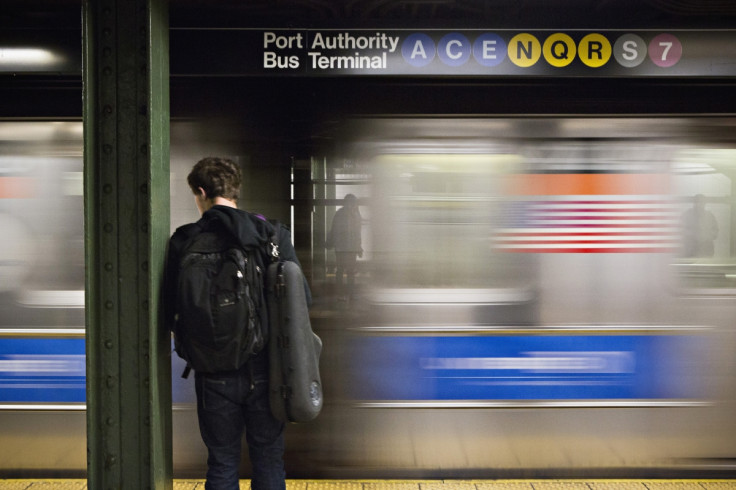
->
<box><xmin>195</xmin><ymin>352</ymin><xmax>286</xmax><ymax>490</ymax></box>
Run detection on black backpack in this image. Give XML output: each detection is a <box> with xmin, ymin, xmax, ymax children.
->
<box><xmin>173</xmin><ymin>225</ymin><xmax>265</xmax><ymax>376</ymax></box>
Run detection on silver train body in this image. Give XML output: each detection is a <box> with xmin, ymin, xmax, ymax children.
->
<box><xmin>1</xmin><ymin>118</ymin><xmax>735</xmax><ymax>478</ymax></box>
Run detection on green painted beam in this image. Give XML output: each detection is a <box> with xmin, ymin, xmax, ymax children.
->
<box><xmin>83</xmin><ymin>0</ymin><xmax>172</xmax><ymax>488</ymax></box>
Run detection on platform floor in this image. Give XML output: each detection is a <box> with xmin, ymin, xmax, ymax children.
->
<box><xmin>0</xmin><ymin>480</ymin><xmax>735</xmax><ymax>490</ymax></box>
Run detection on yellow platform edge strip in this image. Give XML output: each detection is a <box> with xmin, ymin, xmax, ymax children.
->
<box><xmin>0</xmin><ymin>479</ymin><xmax>734</xmax><ymax>486</ymax></box>
<box><xmin>0</xmin><ymin>478</ymin><xmax>735</xmax><ymax>481</ymax></box>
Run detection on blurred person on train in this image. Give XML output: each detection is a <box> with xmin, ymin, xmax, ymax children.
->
<box><xmin>681</xmin><ymin>194</ymin><xmax>719</xmax><ymax>257</ymax></box>
<box><xmin>165</xmin><ymin>157</ymin><xmax>304</xmax><ymax>490</ymax></box>
<box><xmin>326</xmin><ymin>193</ymin><xmax>363</xmax><ymax>302</ymax></box>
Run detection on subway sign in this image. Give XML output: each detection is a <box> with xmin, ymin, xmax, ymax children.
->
<box><xmin>171</xmin><ymin>29</ymin><xmax>736</xmax><ymax>76</ymax></box>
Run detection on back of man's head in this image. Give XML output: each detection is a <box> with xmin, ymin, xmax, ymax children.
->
<box><xmin>188</xmin><ymin>157</ymin><xmax>242</xmax><ymax>202</ymax></box>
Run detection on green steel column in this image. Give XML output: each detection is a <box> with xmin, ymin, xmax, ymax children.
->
<box><xmin>83</xmin><ymin>0</ymin><xmax>172</xmax><ymax>489</ymax></box>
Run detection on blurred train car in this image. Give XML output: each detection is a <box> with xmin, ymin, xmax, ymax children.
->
<box><xmin>325</xmin><ymin>118</ymin><xmax>736</xmax><ymax>477</ymax></box>
<box><xmin>1</xmin><ymin>116</ymin><xmax>736</xmax><ymax>478</ymax></box>
<box><xmin>0</xmin><ymin>122</ymin><xmax>87</xmax><ymax>474</ymax></box>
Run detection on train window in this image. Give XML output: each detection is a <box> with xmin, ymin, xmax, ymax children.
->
<box><xmin>671</xmin><ymin>147</ymin><xmax>736</xmax><ymax>293</ymax></box>
<box><xmin>314</xmin><ymin>118</ymin><xmax>736</xmax><ymax>325</ymax></box>
<box><xmin>369</xmin><ymin>153</ymin><xmax>529</xmax><ymax>290</ymax></box>
<box><xmin>0</xmin><ymin>122</ymin><xmax>85</xmax><ymax>317</ymax></box>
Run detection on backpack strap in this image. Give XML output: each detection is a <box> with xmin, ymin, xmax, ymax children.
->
<box><xmin>177</xmin><ymin>223</ymin><xmax>203</xmax><ymax>380</ymax></box>
<box><xmin>177</xmin><ymin>223</ymin><xmax>203</xmax><ymax>379</ymax></box>
<box><xmin>267</xmin><ymin>219</ymin><xmax>281</xmax><ymax>263</ymax></box>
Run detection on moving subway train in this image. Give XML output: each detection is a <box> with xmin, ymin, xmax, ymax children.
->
<box><xmin>1</xmin><ymin>117</ymin><xmax>736</xmax><ymax>478</ymax></box>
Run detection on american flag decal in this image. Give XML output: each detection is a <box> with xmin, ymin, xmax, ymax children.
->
<box><xmin>494</xmin><ymin>174</ymin><xmax>680</xmax><ymax>253</ymax></box>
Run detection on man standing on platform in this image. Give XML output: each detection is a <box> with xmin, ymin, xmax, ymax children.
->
<box><xmin>165</xmin><ymin>157</ymin><xmax>302</xmax><ymax>490</ymax></box>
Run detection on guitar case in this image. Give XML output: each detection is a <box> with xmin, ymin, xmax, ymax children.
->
<box><xmin>266</xmin><ymin>260</ymin><xmax>323</xmax><ymax>423</ymax></box>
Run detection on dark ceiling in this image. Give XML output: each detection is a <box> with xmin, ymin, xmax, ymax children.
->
<box><xmin>2</xmin><ymin>0</ymin><xmax>736</xmax><ymax>29</ymax></box>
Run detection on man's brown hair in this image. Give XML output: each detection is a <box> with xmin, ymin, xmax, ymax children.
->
<box><xmin>187</xmin><ymin>157</ymin><xmax>242</xmax><ymax>202</ymax></box>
